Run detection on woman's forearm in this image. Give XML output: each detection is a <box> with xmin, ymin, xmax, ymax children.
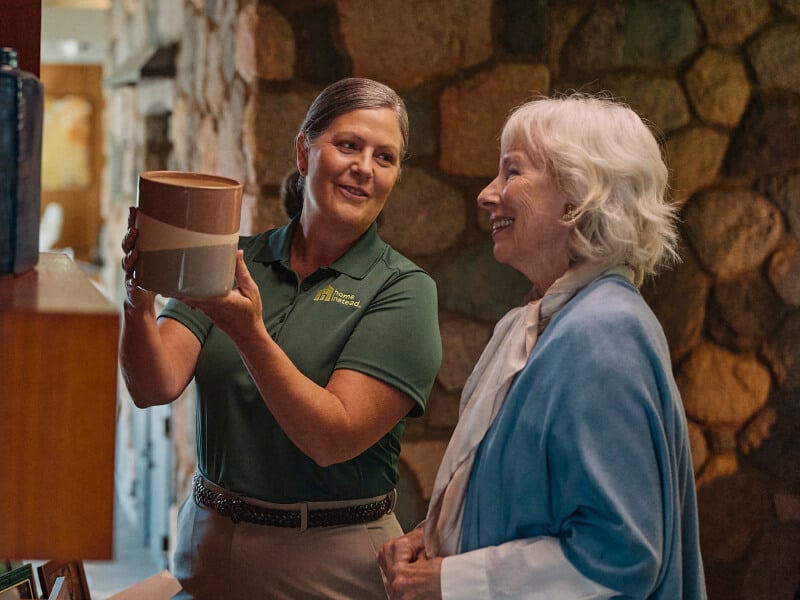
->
<box><xmin>233</xmin><ymin>323</ymin><xmax>413</xmax><ymax>467</ymax></box>
<box><xmin>234</xmin><ymin>325</ymin><xmax>358</xmax><ymax>463</ymax></box>
<box><xmin>119</xmin><ymin>304</ymin><xmax>198</xmax><ymax>407</ymax></box>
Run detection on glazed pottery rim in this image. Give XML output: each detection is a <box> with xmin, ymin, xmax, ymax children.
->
<box><xmin>139</xmin><ymin>170</ymin><xmax>243</xmax><ymax>190</ymax></box>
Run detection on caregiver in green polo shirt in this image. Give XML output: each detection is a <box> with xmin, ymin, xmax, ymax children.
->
<box><xmin>119</xmin><ymin>77</ymin><xmax>442</xmax><ymax>599</ymax></box>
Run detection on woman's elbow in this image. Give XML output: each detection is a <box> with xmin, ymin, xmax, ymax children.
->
<box><xmin>303</xmin><ymin>436</ymin><xmax>360</xmax><ymax>468</ymax></box>
<box><xmin>307</xmin><ymin>446</ymin><xmax>346</xmax><ymax>468</ymax></box>
<box><xmin>123</xmin><ymin>375</ymin><xmax>179</xmax><ymax>409</ymax></box>
<box><xmin>128</xmin><ymin>388</ymin><xmax>172</xmax><ymax>409</ymax></box>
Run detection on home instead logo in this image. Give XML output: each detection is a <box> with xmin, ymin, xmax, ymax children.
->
<box><xmin>313</xmin><ymin>285</ymin><xmax>362</xmax><ymax>308</ymax></box>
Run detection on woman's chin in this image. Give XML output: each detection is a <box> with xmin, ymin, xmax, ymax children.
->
<box><xmin>491</xmin><ymin>246</ymin><xmax>512</xmax><ymax>267</ymax></box>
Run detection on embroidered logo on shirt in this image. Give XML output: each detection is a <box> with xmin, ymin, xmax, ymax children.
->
<box><xmin>313</xmin><ymin>285</ymin><xmax>362</xmax><ymax>308</ymax></box>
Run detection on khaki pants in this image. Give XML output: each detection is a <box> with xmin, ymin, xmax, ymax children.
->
<box><xmin>171</xmin><ymin>479</ymin><xmax>402</xmax><ymax>599</ymax></box>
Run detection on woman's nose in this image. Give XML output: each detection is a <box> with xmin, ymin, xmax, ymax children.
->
<box><xmin>477</xmin><ymin>176</ymin><xmax>500</xmax><ymax>209</ymax></box>
<box><xmin>351</xmin><ymin>153</ymin><xmax>373</xmax><ymax>178</ymax></box>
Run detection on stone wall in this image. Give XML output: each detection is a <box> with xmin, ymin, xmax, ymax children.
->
<box><xmin>103</xmin><ymin>0</ymin><xmax>800</xmax><ymax>597</ymax></box>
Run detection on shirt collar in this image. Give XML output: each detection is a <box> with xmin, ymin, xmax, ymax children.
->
<box><xmin>252</xmin><ymin>217</ymin><xmax>385</xmax><ymax>280</ymax></box>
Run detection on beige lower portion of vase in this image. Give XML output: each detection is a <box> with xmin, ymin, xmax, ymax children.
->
<box><xmin>135</xmin><ymin>244</ymin><xmax>237</xmax><ymax>298</ymax></box>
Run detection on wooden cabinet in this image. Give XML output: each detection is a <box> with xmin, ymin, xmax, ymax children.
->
<box><xmin>0</xmin><ymin>253</ymin><xmax>118</xmax><ymax>559</ymax></box>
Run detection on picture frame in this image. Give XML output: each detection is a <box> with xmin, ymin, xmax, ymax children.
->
<box><xmin>48</xmin><ymin>577</ymin><xmax>72</xmax><ymax>600</ymax></box>
<box><xmin>0</xmin><ymin>563</ymin><xmax>38</xmax><ymax>599</ymax></box>
<box><xmin>36</xmin><ymin>562</ymin><xmax>89</xmax><ymax>600</ymax></box>
<box><xmin>0</xmin><ymin>562</ymin><xmax>22</xmax><ymax>576</ymax></box>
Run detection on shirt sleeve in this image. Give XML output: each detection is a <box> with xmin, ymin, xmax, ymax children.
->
<box><xmin>335</xmin><ymin>270</ymin><xmax>442</xmax><ymax>416</ymax></box>
<box><xmin>159</xmin><ymin>297</ymin><xmax>214</xmax><ymax>344</ymax></box>
<box><xmin>440</xmin><ymin>537</ymin><xmax>618</xmax><ymax>599</ymax></box>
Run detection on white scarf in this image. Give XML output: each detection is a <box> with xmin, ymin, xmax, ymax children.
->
<box><xmin>423</xmin><ymin>262</ymin><xmax>633</xmax><ymax>557</ymax></box>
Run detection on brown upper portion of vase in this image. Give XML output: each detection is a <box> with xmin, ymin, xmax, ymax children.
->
<box><xmin>137</xmin><ymin>171</ymin><xmax>243</xmax><ymax>234</ymax></box>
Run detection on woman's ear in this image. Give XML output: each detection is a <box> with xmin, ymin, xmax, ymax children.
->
<box><xmin>561</xmin><ymin>204</ymin><xmax>577</xmax><ymax>222</ymax></box>
<box><xmin>296</xmin><ymin>134</ymin><xmax>308</xmax><ymax>176</ymax></box>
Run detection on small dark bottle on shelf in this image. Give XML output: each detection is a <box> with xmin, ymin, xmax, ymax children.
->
<box><xmin>0</xmin><ymin>47</ymin><xmax>43</xmax><ymax>275</ymax></box>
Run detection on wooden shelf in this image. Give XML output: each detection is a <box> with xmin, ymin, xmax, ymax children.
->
<box><xmin>0</xmin><ymin>253</ymin><xmax>119</xmax><ymax>559</ymax></box>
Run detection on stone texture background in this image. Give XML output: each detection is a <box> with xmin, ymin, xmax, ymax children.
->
<box><xmin>102</xmin><ymin>0</ymin><xmax>800</xmax><ymax>597</ymax></box>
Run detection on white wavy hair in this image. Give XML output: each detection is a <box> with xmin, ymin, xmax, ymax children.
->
<box><xmin>501</xmin><ymin>92</ymin><xmax>680</xmax><ymax>285</ymax></box>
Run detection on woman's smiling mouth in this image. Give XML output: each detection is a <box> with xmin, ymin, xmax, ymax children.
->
<box><xmin>340</xmin><ymin>184</ymin><xmax>368</xmax><ymax>198</ymax></box>
<box><xmin>491</xmin><ymin>217</ymin><xmax>515</xmax><ymax>232</ymax></box>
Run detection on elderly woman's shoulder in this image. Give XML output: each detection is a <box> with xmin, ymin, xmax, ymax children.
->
<box><xmin>549</xmin><ymin>274</ymin><xmax>670</xmax><ymax>361</ymax></box>
<box><xmin>559</xmin><ymin>274</ymin><xmax>659</xmax><ymax>335</ymax></box>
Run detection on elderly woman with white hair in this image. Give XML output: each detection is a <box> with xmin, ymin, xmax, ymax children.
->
<box><xmin>379</xmin><ymin>93</ymin><xmax>707</xmax><ymax>599</ymax></box>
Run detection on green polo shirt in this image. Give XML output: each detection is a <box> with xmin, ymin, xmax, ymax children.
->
<box><xmin>160</xmin><ymin>219</ymin><xmax>442</xmax><ymax>503</ymax></box>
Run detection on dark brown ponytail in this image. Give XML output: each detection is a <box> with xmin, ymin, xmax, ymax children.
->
<box><xmin>280</xmin><ymin>169</ymin><xmax>305</xmax><ymax>219</ymax></box>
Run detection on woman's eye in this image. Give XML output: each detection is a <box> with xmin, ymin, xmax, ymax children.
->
<box><xmin>338</xmin><ymin>141</ymin><xmax>357</xmax><ymax>151</ymax></box>
<box><xmin>377</xmin><ymin>152</ymin><xmax>396</xmax><ymax>165</ymax></box>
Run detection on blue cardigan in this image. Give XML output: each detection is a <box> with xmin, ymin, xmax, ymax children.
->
<box><xmin>461</xmin><ymin>274</ymin><xmax>706</xmax><ymax>599</ymax></box>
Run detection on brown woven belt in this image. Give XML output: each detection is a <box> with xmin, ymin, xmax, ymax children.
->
<box><xmin>193</xmin><ymin>474</ymin><xmax>394</xmax><ymax>528</ymax></box>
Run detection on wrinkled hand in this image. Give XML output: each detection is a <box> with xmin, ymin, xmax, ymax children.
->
<box><xmin>180</xmin><ymin>250</ymin><xmax>265</xmax><ymax>343</ymax></box>
<box><xmin>121</xmin><ymin>206</ymin><xmax>156</xmax><ymax>312</ymax></box>
<box><xmin>379</xmin><ymin>526</ymin><xmax>425</xmax><ymax>570</ymax></box>
<box><xmin>379</xmin><ymin>527</ymin><xmax>443</xmax><ymax>600</ymax></box>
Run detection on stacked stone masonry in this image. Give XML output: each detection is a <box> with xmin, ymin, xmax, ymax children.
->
<box><xmin>102</xmin><ymin>0</ymin><xmax>800</xmax><ymax>597</ymax></box>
